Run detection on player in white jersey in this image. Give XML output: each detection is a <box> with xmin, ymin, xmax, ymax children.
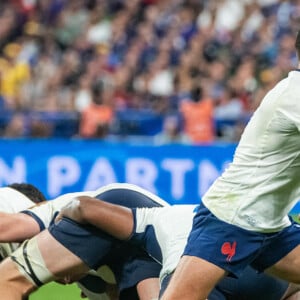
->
<box><xmin>0</xmin><ymin>183</ymin><xmax>46</xmax><ymax>259</ymax></box>
<box><xmin>0</xmin><ymin>184</ymin><xmax>120</xmax><ymax>300</ymax></box>
<box><xmin>58</xmin><ymin>197</ymin><xmax>299</xmax><ymax>300</ymax></box>
<box><xmin>0</xmin><ymin>193</ymin><xmax>299</xmax><ymax>299</ymax></box>
<box><xmin>0</xmin><ymin>183</ymin><xmax>169</xmax><ymax>300</ymax></box>
<box><xmin>156</xmin><ymin>30</ymin><xmax>300</xmax><ymax>300</ymax></box>
<box><xmin>0</xmin><ymin>184</ymin><xmax>118</xmax><ymax>300</ymax></box>
<box><xmin>54</xmin><ymin>196</ymin><xmax>300</xmax><ymax>300</ymax></box>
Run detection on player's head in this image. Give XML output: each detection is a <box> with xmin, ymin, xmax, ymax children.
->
<box><xmin>295</xmin><ymin>31</ymin><xmax>300</xmax><ymax>58</ymax></box>
<box><xmin>7</xmin><ymin>183</ymin><xmax>46</xmax><ymax>204</ymax></box>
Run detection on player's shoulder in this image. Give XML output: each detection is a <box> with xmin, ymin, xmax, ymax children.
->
<box><xmin>0</xmin><ymin>187</ymin><xmax>34</xmax><ymax>213</ymax></box>
<box><xmin>275</xmin><ymin>71</ymin><xmax>300</xmax><ymax>96</ymax></box>
<box><xmin>94</xmin><ymin>183</ymin><xmax>170</xmax><ymax>207</ymax></box>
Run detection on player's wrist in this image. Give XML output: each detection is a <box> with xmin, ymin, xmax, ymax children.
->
<box><xmin>78</xmin><ymin>196</ymin><xmax>97</xmax><ymax>222</ymax></box>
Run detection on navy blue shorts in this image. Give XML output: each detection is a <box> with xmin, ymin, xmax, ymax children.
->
<box><xmin>183</xmin><ymin>202</ymin><xmax>300</xmax><ymax>277</ymax></box>
<box><xmin>49</xmin><ymin>187</ymin><xmax>164</xmax><ymax>291</ymax></box>
<box><xmin>76</xmin><ymin>244</ymin><xmax>161</xmax><ymax>298</ymax></box>
<box><xmin>160</xmin><ymin>266</ymin><xmax>288</xmax><ymax>300</ymax></box>
<box><xmin>216</xmin><ymin>266</ymin><xmax>288</xmax><ymax>300</ymax></box>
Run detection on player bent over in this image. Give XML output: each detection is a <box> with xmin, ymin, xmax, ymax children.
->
<box><xmin>0</xmin><ymin>183</ymin><xmax>169</xmax><ymax>300</ymax></box>
<box><xmin>0</xmin><ymin>195</ymin><xmax>298</xmax><ymax>299</ymax></box>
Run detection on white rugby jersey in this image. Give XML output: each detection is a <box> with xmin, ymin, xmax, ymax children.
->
<box><xmin>21</xmin><ymin>183</ymin><xmax>169</xmax><ymax>298</ymax></box>
<box><xmin>0</xmin><ymin>187</ymin><xmax>35</xmax><ymax>213</ymax></box>
<box><xmin>203</xmin><ymin>70</ymin><xmax>300</xmax><ymax>232</ymax></box>
<box><xmin>24</xmin><ymin>190</ymin><xmax>98</xmax><ymax>230</ymax></box>
<box><xmin>133</xmin><ymin>205</ymin><xmax>197</xmax><ymax>283</ymax></box>
<box><xmin>24</xmin><ymin>183</ymin><xmax>168</xmax><ymax>230</ymax></box>
<box><xmin>0</xmin><ymin>187</ymin><xmax>35</xmax><ymax>258</ymax></box>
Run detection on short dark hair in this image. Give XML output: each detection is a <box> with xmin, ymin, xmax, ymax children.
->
<box><xmin>295</xmin><ymin>31</ymin><xmax>300</xmax><ymax>57</ymax></box>
<box><xmin>7</xmin><ymin>183</ymin><xmax>46</xmax><ymax>204</ymax></box>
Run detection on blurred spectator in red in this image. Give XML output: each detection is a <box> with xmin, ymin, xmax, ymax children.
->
<box><xmin>180</xmin><ymin>82</ymin><xmax>214</xmax><ymax>144</ymax></box>
<box><xmin>79</xmin><ymin>83</ymin><xmax>114</xmax><ymax>139</ymax></box>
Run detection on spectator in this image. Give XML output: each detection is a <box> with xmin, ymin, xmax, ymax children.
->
<box><xmin>0</xmin><ymin>0</ymin><xmax>298</xmax><ymax>141</ymax></box>
<box><xmin>180</xmin><ymin>83</ymin><xmax>215</xmax><ymax>144</ymax></box>
<box><xmin>79</xmin><ymin>83</ymin><xmax>114</xmax><ymax>139</ymax></box>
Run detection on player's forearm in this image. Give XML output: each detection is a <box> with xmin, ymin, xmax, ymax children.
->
<box><xmin>0</xmin><ymin>212</ymin><xmax>40</xmax><ymax>242</ymax></box>
<box><xmin>59</xmin><ymin>196</ymin><xmax>134</xmax><ymax>240</ymax></box>
<box><xmin>79</xmin><ymin>196</ymin><xmax>134</xmax><ymax>240</ymax></box>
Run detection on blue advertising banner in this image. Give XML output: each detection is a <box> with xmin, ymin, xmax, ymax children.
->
<box><xmin>0</xmin><ymin>139</ymin><xmax>299</xmax><ymax>213</ymax></box>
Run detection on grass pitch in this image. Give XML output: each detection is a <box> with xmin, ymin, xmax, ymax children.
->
<box><xmin>30</xmin><ymin>282</ymin><xmax>82</xmax><ymax>300</ymax></box>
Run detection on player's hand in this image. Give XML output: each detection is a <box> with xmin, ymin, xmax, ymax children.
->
<box><xmin>55</xmin><ymin>198</ymin><xmax>86</xmax><ymax>224</ymax></box>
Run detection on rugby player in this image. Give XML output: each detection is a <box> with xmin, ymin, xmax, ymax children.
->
<box><xmin>0</xmin><ymin>193</ymin><xmax>299</xmax><ymax>299</ymax></box>
<box><xmin>157</xmin><ymin>30</ymin><xmax>300</xmax><ymax>300</ymax></box>
<box><xmin>0</xmin><ymin>183</ymin><xmax>169</xmax><ymax>300</ymax></box>
<box><xmin>0</xmin><ymin>183</ymin><xmax>45</xmax><ymax>260</ymax></box>
<box><xmin>56</xmin><ymin>196</ymin><xmax>300</xmax><ymax>300</ymax></box>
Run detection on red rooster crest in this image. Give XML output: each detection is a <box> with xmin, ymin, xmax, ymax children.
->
<box><xmin>221</xmin><ymin>241</ymin><xmax>237</xmax><ymax>262</ymax></box>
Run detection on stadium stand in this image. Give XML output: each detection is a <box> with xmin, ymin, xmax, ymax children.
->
<box><xmin>0</xmin><ymin>0</ymin><xmax>297</xmax><ymax>142</ymax></box>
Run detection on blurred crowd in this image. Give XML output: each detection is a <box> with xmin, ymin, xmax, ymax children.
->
<box><xmin>0</xmin><ymin>0</ymin><xmax>299</xmax><ymax>143</ymax></box>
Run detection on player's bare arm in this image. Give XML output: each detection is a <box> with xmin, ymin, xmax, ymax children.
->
<box><xmin>57</xmin><ymin>196</ymin><xmax>134</xmax><ymax>240</ymax></box>
<box><xmin>0</xmin><ymin>211</ymin><xmax>40</xmax><ymax>242</ymax></box>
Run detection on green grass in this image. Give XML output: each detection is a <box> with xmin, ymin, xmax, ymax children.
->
<box><xmin>30</xmin><ymin>282</ymin><xmax>82</xmax><ymax>300</ymax></box>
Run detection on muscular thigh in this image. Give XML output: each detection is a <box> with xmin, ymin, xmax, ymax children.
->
<box><xmin>37</xmin><ymin>229</ymin><xmax>90</xmax><ymax>282</ymax></box>
<box><xmin>11</xmin><ymin>230</ymin><xmax>90</xmax><ymax>286</ymax></box>
<box><xmin>266</xmin><ymin>245</ymin><xmax>300</xmax><ymax>283</ymax></box>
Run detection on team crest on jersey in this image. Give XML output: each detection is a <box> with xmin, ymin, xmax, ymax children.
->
<box><xmin>221</xmin><ymin>241</ymin><xmax>237</xmax><ymax>262</ymax></box>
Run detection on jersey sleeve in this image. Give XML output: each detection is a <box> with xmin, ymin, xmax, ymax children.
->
<box><xmin>131</xmin><ymin>207</ymin><xmax>158</xmax><ymax>240</ymax></box>
<box><xmin>21</xmin><ymin>191</ymin><xmax>95</xmax><ymax>231</ymax></box>
<box><xmin>21</xmin><ymin>199</ymin><xmax>65</xmax><ymax>231</ymax></box>
<box><xmin>130</xmin><ymin>207</ymin><xmax>163</xmax><ymax>264</ymax></box>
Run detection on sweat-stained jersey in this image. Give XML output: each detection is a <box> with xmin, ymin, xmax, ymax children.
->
<box><xmin>203</xmin><ymin>70</ymin><xmax>300</xmax><ymax>232</ymax></box>
<box><xmin>0</xmin><ymin>187</ymin><xmax>35</xmax><ymax>259</ymax></box>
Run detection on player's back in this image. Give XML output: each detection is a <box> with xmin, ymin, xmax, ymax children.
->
<box><xmin>203</xmin><ymin>70</ymin><xmax>300</xmax><ymax>232</ymax></box>
<box><xmin>0</xmin><ymin>187</ymin><xmax>35</xmax><ymax>213</ymax></box>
